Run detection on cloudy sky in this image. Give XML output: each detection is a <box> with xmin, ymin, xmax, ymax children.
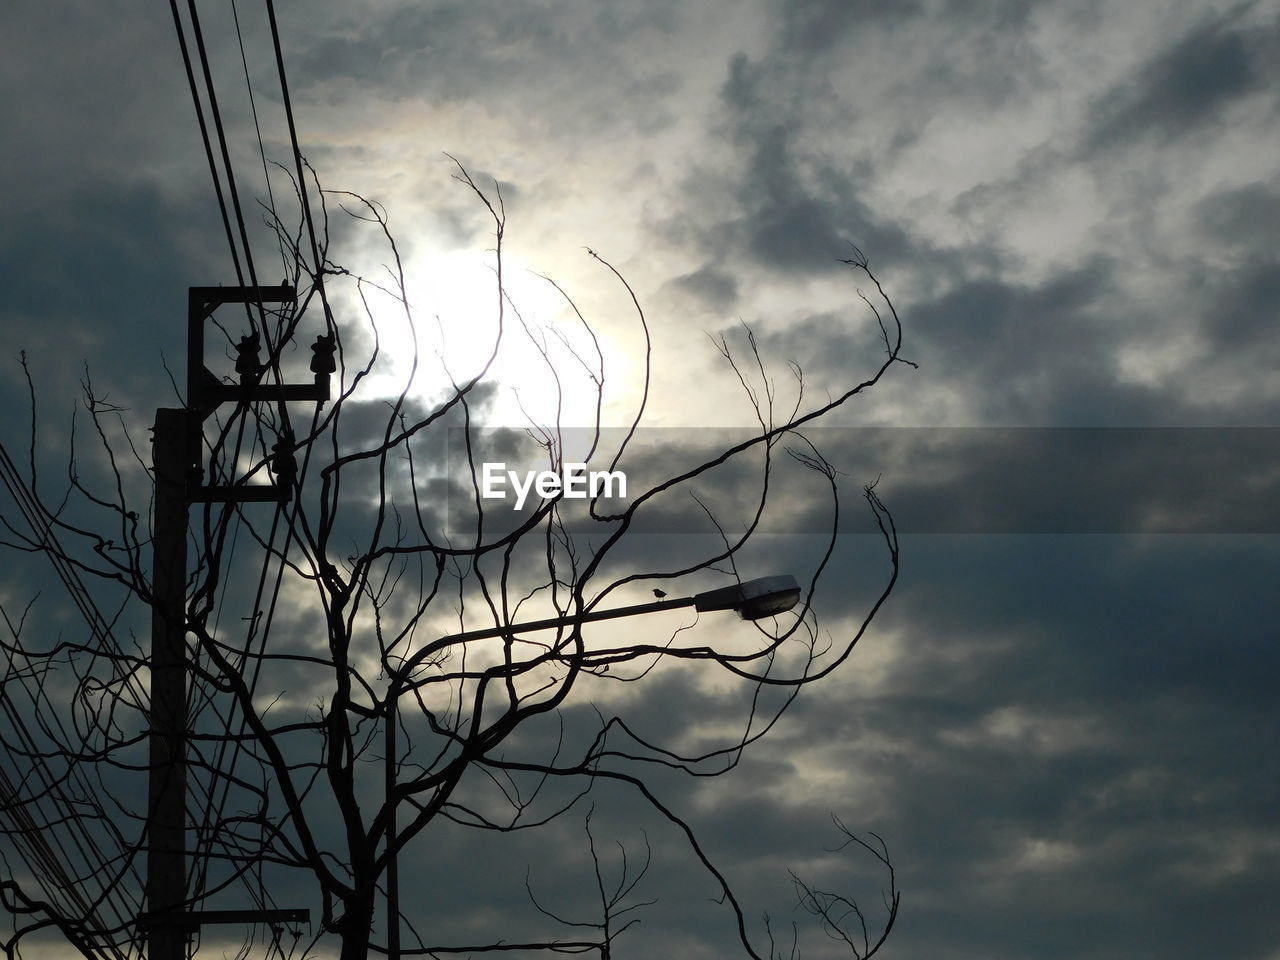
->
<box><xmin>3</xmin><ymin>1</ymin><xmax>1280</xmax><ymax>958</ymax></box>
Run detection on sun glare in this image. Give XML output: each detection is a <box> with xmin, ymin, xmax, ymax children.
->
<box><xmin>361</xmin><ymin>248</ymin><xmax>606</xmax><ymax>428</ymax></box>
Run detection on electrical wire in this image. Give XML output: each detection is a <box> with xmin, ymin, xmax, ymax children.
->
<box><xmin>0</xmin><ymin>446</ymin><xmax>146</xmax><ymax>959</ymax></box>
<box><xmin>1</xmin><ymin>2</ymin><xmax>333</xmax><ymax>954</ymax></box>
<box><xmin>159</xmin><ymin>4</ymin><xmax>335</xmax><ymax>955</ymax></box>
<box><xmin>166</xmin><ymin>0</ymin><xmax>246</xmax><ymax>292</ymax></box>
<box><xmin>265</xmin><ymin>0</ymin><xmax>334</xmax><ymax>335</ymax></box>
<box><xmin>7</xmin><ymin>0</ymin><xmax>294</xmax><ymax>933</ymax></box>
<box><xmin>231</xmin><ymin>0</ymin><xmax>290</xmax><ymax>280</ymax></box>
<box><xmin>171</xmin><ymin>4</ymin><xmax>316</xmax><ymax>931</ymax></box>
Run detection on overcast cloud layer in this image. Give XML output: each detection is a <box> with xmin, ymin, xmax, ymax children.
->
<box><xmin>3</xmin><ymin>1</ymin><xmax>1279</xmax><ymax>958</ymax></box>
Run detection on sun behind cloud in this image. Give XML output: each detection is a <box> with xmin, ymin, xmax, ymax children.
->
<box><xmin>358</xmin><ymin>245</ymin><xmax>613</xmax><ymax>428</ymax></box>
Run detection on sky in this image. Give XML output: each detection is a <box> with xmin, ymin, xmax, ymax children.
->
<box><xmin>3</xmin><ymin>1</ymin><xmax>1280</xmax><ymax>958</ymax></box>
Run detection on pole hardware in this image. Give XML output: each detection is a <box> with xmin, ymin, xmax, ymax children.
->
<box><xmin>309</xmin><ymin>332</ymin><xmax>336</xmax><ymax>392</ymax></box>
<box><xmin>233</xmin><ymin>332</ymin><xmax>261</xmax><ymax>384</ymax></box>
<box><xmin>269</xmin><ymin>431</ymin><xmax>297</xmax><ymax>484</ymax></box>
<box><xmin>187</xmin><ymin>285</ymin><xmax>330</xmax><ymax>421</ymax></box>
<box><xmin>147</xmin><ymin>286</ymin><xmax>322</xmax><ymax>960</ymax></box>
<box><xmin>140</xmin><ymin>909</ymin><xmax>310</xmax><ymax>930</ymax></box>
<box><xmin>185</xmin><ymin>285</ymin><xmax>331</xmax><ymax>503</ymax></box>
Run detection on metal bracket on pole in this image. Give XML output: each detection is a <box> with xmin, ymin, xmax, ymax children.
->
<box><xmin>184</xmin><ymin>284</ymin><xmax>333</xmax><ymax>503</ymax></box>
<box><xmin>190</xmin><ymin>484</ymin><xmax>290</xmax><ymax>504</ymax></box>
<box><xmin>140</xmin><ymin>909</ymin><xmax>310</xmax><ymax>930</ymax></box>
<box><xmin>187</xmin><ymin>285</ymin><xmax>332</xmax><ymax>420</ymax></box>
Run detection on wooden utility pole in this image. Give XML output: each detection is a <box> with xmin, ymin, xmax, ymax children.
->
<box><xmin>145</xmin><ymin>286</ymin><xmax>328</xmax><ymax>960</ymax></box>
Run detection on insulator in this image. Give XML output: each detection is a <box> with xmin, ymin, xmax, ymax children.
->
<box><xmin>234</xmin><ymin>332</ymin><xmax>261</xmax><ymax>380</ymax></box>
<box><xmin>270</xmin><ymin>434</ymin><xmax>297</xmax><ymax>481</ymax></box>
<box><xmin>310</xmin><ymin>332</ymin><xmax>337</xmax><ymax>375</ymax></box>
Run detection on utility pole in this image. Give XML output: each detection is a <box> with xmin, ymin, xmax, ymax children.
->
<box><xmin>145</xmin><ymin>286</ymin><xmax>331</xmax><ymax>960</ymax></box>
<box><xmin>147</xmin><ymin>406</ymin><xmax>193</xmax><ymax>960</ymax></box>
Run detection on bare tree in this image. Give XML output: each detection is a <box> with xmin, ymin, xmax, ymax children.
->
<box><xmin>0</xmin><ymin>163</ymin><xmax>907</xmax><ymax>960</ymax></box>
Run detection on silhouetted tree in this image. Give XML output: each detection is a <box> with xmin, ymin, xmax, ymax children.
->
<box><xmin>0</xmin><ymin>163</ymin><xmax>905</xmax><ymax>960</ymax></box>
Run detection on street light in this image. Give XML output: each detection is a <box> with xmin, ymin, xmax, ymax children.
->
<box><xmin>692</xmin><ymin>574</ymin><xmax>803</xmax><ymax>620</ymax></box>
<box><xmin>384</xmin><ymin>574</ymin><xmax>801</xmax><ymax>959</ymax></box>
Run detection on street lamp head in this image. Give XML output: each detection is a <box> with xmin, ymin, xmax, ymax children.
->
<box><xmin>693</xmin><ymin>575</ymin><xmax>802</xmax><ymax>620</ymax></box>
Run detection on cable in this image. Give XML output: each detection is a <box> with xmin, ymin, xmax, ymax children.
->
<box><xmin>182</xmin><ymin>0</ymin><xmax>267</xmax><ymax>296</ymax></box>
<box><xmin>231</xmin><ymin>0</ymin><xmax>290</xmax><ymax>280</ymax></box>
<box><xmin>265</xmin><ymin>0</ymin><xmax>334</xmax><ymax>334</ymax></box>
<box><xmin>163</xmin><ymin>7</ymin><xmax>333</xmax><ymax>955</ymax></box>
<box><xmin>166</xmin><ymin>0</ymin><xmax>246</xmax><ymax>290</ymax></box>
<box><xmin>0</xmin><ymin>447</ymin><xmax>150</xmax><ymax>958</ymax></box>
<box><xmin>0</xmin><ymin>6</ymin><xmax>319</xmax><ymax>954</ymax></box>
<box><xmin>0</xmin><ymin>637</ymin><xmax>138</xmax><ymax>960</ymax></box>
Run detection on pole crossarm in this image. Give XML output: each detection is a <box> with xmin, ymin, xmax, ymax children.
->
<box><xmin>191</xmin><ymin>374</ymin><xmax>331</xmax><ymax>413</ymax></box>
<box><xmin>190</xmin><ymin>484</ymin><xmax>287</xmax><ymax>504</ymax></box>
<box><xmin>187</xmin><ymin>284</ymin><xmax>332</xmax><ymax>419</ymax></box>
<box><xmin>140</xmin><ymin>909</ymin><xmax>310</xmax><ymax>930</ymax></box>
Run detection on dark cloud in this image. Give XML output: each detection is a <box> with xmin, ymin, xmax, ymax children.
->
<box><xmin>745</xmin><ymin>258</ymin><xmax>1158</xmax><ymax>426</ymax></box>
<box><xmin>665</xmin><ymin>265</ymin><xmax>740</xmax><ymax>311</ymax></box>
<box><xmin>293</xmin><ymin>4</ymin><xmax>550</xmax><ymax>97</ymax></box>
<box><xmin>1194</xmin><ymin>177</ymin><xmax>1280</xmax><ymax>249</ymax></box>
<box><xmin>1</xmin><ymin>0</ymin><xmax>190</xmax><ymax>187</ymax></box>
<box><xmin>713</xmin><ymin>53</ymin><xmax>924</xmax><ymax>274</ymax></box>
<box><xmin>288</xmin><ymin>0</ymin><xmax>683</xmax><ymax>139</ymax></box>
<box><xmin>658</xmin><ymin>1</ymin><xmax>1057</xmax><ymax>323</ymax></box>
<box><xmin>779</xmin><ymin>532</ymin><xmax>1280</xmax><ymax>958</ymax></box>
<box><xmin>0</xmin><ymin>175</ymin><xmax>226</xmax><ymax>503</ymax></box>
<box><xmin>777</xmin><ymin>0</ymin><xmax>925</xmax><ymax>50</ymax></box>
<box><xmin>1199</xmin><ymin>256</ymin><xmax>1280</xmax><ymax>354</ymax></box>
<box><xmin>1084</xmin><ymin>8</ymin><xmax>1277</xmax><ymax>152</ymax></box>
<box><xmin>771</xmin><ymin>427</ymin><xmax>1280</xmax><ymax>535</ymax></box>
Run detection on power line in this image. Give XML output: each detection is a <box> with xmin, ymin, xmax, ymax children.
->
<box><xmin>0</xmin><ymin>442</ymin><xmax>154</xmax><ymax>958</ymax></box>
<box><xmin>230</xmin><ymin>0</ymin><xmax>290</xmax><ymax>280</ymax></box>
<box><xmin>166</xmin><ymin>0</ymin><xmax>245</xmax><ymax>291</ymax></box>
<box><xmin>265</xmin><ymin>0</ymin><xmax>334</xmax><ymax>338</ymax></box>
<box><xmin>181</xmin><ymin>0</ymin><xmax>266</xmax><ymax>296</ymax></box>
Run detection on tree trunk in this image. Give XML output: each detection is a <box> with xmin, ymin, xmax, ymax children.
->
<box><xmin>336</xmin><ymin>888</ymin><xmax>377</xmax><ymax>960</ymax></box>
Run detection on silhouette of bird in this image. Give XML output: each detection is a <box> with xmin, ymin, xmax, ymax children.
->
<box><xmin>652</xmin><ymin>589</ymin><xmax>667</xmax><ymax>599</ymax></box>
